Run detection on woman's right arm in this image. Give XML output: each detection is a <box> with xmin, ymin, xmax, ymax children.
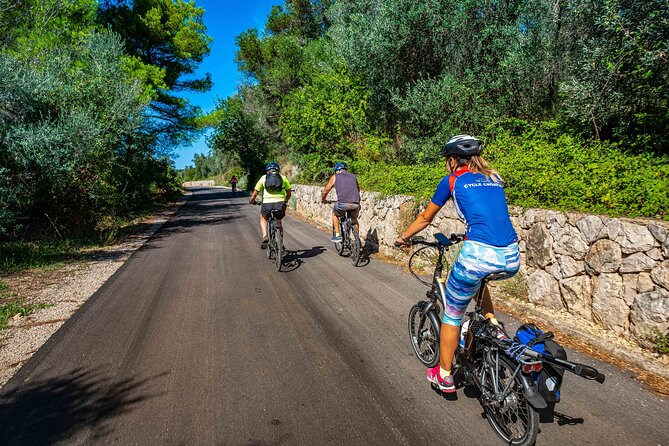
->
<box><xmin>396</xmin><ymin>202</ymin><xmax>442</xmax><ymax>246</ymax></box>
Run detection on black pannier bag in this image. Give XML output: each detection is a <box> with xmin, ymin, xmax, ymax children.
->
<box><xmin>515</xmin><ymin>323</ymin><xmax>567</xmax><ymax>403</ymax></box>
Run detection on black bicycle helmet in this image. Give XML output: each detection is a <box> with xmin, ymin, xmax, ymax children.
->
<box><xmin>441</xmin><ymin>134</ymin><xmax>483</xmax><ymax>158</ymax></box>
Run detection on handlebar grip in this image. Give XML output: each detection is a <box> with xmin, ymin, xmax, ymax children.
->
<box><xmin>449</xmin><ymin>233</ymin><xmax>466</xmax><ymax>242</ymax></box>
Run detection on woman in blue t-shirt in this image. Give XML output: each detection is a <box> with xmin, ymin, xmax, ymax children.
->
<box><xmin>396</xmin><ymin>135</ymin><xmax>520</xmax><ymax>393</ymax></box>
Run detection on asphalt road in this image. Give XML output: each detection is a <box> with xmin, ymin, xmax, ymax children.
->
<box><xmin>1</xmin><ymin>187</ymin><xmax>667</xmax><ymax>445</ymax></box>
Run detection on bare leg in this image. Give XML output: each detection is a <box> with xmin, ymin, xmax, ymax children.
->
<box><xmin>475</xmin><ymin>284</ymin><xmax>496</xmax><ymax>320</ymax></box>
<box><xmin>439</xmin><ymin>324</ymin><xmax>460</xmax><ymax>371</ymax></box>
<box><xmin>259</xmin><ymin>215</ymin><xmax>268</xmax><ymax>239</ymax></box>
<box><xmin>440</xmin><ymin>285</ymin><xmax>495</xmax><ymax>372</ymax></box>
<box><xmin>331</xmin><ymin>214</ymin><xmax>340</xmax><ymax>235</ymax></box>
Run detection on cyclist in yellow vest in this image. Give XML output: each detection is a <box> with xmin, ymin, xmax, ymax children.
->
<box><xmin>249</xmin><ymin>162</ymin><xmax>292</xmax><ymax>249</ymax></box>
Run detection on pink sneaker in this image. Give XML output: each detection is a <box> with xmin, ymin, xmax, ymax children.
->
<box><xmin>426</xmin><ymin>365</ymin><xmax>455</xmax><ymax>393</ymax></box>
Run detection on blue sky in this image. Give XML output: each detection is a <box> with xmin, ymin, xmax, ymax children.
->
<box><xmin>172</xmin><ymin>0</ymin><xmax>278</xmax><ymax>169</ymax></box>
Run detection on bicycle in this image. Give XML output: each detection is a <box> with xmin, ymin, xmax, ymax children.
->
<box><xmin>253</xmin><ymin>203</ymin><xmax>284</xmax><ymax>271</ymax></box>
<box><xmin>406</xmin><ymin>233</ymin><xmax>605</xmax><ymax>446</ymax></box>
<box><xmin>326</xmin><ymin>201</ymin><xmax>361</xmax><ymax>266</ymax></box>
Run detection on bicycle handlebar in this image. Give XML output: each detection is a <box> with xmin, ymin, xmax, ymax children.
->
<box><xmin>408</xmin><ymin>233</ymin><xmax>465</xmax><ymax>248</ymax></box>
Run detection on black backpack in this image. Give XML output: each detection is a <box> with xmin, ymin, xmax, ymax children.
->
<box><xmin>515</xmin><ymin>323</ymin><xmax>567</xmax><ymax>403</ymax></box>
<box><xmin>264</xmin><ymin>172</ymin><xmax>283</xmax><ymax>193</ymax></box>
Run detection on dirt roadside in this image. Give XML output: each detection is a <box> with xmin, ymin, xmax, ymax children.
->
<box><xmin>0</xmin><ymin>192</ymin><xmax>192</xmax><ymax>388</ymax></box>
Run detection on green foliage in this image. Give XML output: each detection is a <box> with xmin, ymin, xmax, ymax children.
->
<box><xmin>216</xmin><ymin>0</ymin><xmax>669</xmax><ymax>222</ymax></box>
<box><xmin>0</xmin><ymin>300</ymin><xmax>47</xmax><ymax>330</ymax></box>
<box><xmin>1</xmin><ymin>0</ymin><xmax>99</xmax><ymax>57</ymax></box>
<box><xmin>100</xmin><ymin>0</ymin><xmax>213</xmax><ymax>145</ymax></box>
<box><xmin>0</xmin><ymin>240</ymin><xmax>86</xmax><ymax>273</ymax></box>
<box><xmin>208</xmin><ymin>96</ymin><xmax>267</xmax><ymax>186</ymax></box>
<box><xmin>0</xmin><ymin>1</ymin><xmax>193</xmax><ymax>237</ymax></box>
<box><xmin>486</xmin><ymin>122</ymin><xmax>669</xmax><ymax>219</ymax></box>
<box><xmin>560</xmin><ymin>0</ymin><xmax>669</xmax><ymax>150</ymax></box>
<box><xmin>351</xmin><ymin>159</ymin><xmax>444</xmax><ymax>200</ymax></box>
<box><xmin>280</xmin><ymin>64</ymin><xmax>368</xmax><ymax>160</ymax></box>
<box><xmin>650</xmin><ymin>329</ymin><xmax>669</xmax><ymax>355</ymax></box>
<box><xmin>350</xmin><ymin>122</ymin><xmax>668</xmax><ymax>219</ymax></box>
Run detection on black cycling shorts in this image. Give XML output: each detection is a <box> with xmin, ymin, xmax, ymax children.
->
<box><xmin>260</xmin><ymin>202</ymin><xmax>286</xmax><ymax>219</ymax></box>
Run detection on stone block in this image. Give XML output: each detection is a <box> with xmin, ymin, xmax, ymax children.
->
<box><xmin>630</xmin><ymin>288</ymin><xmax>669</xmax><ymax>346</ymax></box>
<box><xmin>619</xmin><ymin>252</ymin><xmax>656</xmax><ymax>273</ymax></box>
<box><xmin>552</xmin><ymin>225</ymin><xmax>588</xmax><ymax>260</ymax></box>
<box><xmin>557</xmin><ymin>255</ymin><xmax>585</xmax><ymax>278</ymax></box>
<box><xmin>592</xmin><ymin>273</ymin><xmax>629</xmax><ymax>334</ymax></box>
<box><xmin>560</xmin><ymin>275</ymin><xmax>592</xmax><ymax>320</ymax></box>
<box><xmin>648</xmin><ymin>222</ymin><xmax>668</xmax><ymax>245</ymax></box>
<box><xmin>575</xmin><ymin>215</ymin><xmax>606</xmax><ymax>244</ymax></box>
<box><xmin>546</xmin><ymin>262</ymin><xmax>562</xmax><ymax>280</ymax></box>
<box><xmin>527</xmin><ymin>270</ymin><xmax>563</xmax><ymax>310</ymax></box>
<box><xmin>651</xmin><ymin>260</ymin><xmax>669</xmax><ymax>290</ymax></box>
<box><xmin>526</xmin><ymin>225</ymin><xmax>554</xmax><ymax>268</ymax></box>
<box><xmin>585</xmin><ymin>239</ymin><xmax>622</xmax><ymax>274</ymax></box>
<box><xmin>613</xmin><ymin>221</ymin><xmax>658</xmax><ymax>255</ymax></box>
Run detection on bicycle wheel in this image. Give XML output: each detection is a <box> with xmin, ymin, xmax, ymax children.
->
<box><xmin>274</xmin><ymin>230</ymin><xmax>283</xmax><ymax>271</ymax></box>
<box><xmin>408</xmin><ymin>302</ymin><xmax>441</xmax><ymax>367</ymax></box>
<box><xmin>349</xmin><ymin>223</ymin><xmax>361</xmax><ymax>266</ymax></box>
<box><xmin>481</xmin><ymin>355</ymin><xmax>539</xmax><ymax>446</ymax></box>
<box><xmin>333</xmin><ymin>224</ymin><xmax>344</xmax><ymax>255</ymax></box>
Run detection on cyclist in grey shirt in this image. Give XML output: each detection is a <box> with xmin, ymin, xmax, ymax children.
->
<box><xmin>321</xmin><ymin>162</ymin><xmax>361</xmax><ymax>242</ymax></box>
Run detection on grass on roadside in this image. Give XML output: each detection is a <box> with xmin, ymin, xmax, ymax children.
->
<box><xmin>0</xmin><ymin>280</ymin><xmax>49</xmax><ymax>330</ymax></box>
<box><xmin>0</xmin><ymin>193</ymin><xmax>184</xmax><ymax>275</ymax></box>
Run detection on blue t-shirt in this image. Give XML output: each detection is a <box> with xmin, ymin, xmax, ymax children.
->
<box><xmin>431</xmin><ymin>168</ymin><xmax>518</xmax><ymax>247</ymax></box>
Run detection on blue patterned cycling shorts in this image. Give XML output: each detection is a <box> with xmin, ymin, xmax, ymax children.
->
<box><xmin>443</xmin><ymin>240</ymin><xmax>520</xmax><ymax>326</ymax></box>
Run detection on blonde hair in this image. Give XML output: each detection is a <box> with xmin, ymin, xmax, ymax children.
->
<box><xmin>465</xmin><ymin>155</ymin><xmax>502</xmax><ymax>183</ymax></box>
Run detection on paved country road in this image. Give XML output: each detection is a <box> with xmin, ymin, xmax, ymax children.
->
<box><xmin>1</xmin><ymin>187</ymin><xmax>667</xmax><ymax>445</ymax></box>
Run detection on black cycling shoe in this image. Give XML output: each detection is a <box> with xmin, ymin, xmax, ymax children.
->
<box><xmin>260</xmin><ymin>237</ymin><xmax>269</xmax><ymax>249</ymax></box>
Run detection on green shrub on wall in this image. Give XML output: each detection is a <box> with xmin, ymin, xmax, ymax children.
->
<box><xmin>486</xmin><ymin>123</ymin><xmax>669</xmax><ymax>219</ymax></box>
<box><xmin>348</xmin><ymin>123</ymin><xmax>669</xmax><ymax>220</ymax></box>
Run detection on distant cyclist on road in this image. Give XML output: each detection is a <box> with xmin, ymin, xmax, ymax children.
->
<box><xmin>395</xmin><ymin>135</ymin><xmax>519</xmax><ymax>393</ymax></box>
<box><xmin>230</xmin><ymin>176</ymin><xmax>238</xmax><ymax>194</ymax></box>
<box><xmin>249</xmin><ymin>162</ymin><xmax>291</xmax><ymax>249</ymax></box>
<box><xmin>321</xmin><ymin>162</ymin><xmax>361</xmax><ymax>243</ymax></box>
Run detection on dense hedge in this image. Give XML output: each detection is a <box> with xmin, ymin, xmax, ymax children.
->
<box><xmin>350</xmin><ymin>125</ymin><xmax>668</xmax><ymax>220</ymax></box>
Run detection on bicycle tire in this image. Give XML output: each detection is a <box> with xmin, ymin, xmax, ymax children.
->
<box><xmin>408</xmin><ymin>303</ymin><xmax>441</xmax><ymax>367</ymax></box>
<box><xmin>481</xmin><ymin>355</ymin><xmax>539</xmax><ymax>446</ymax></box>
<box><xmin>349</xmin><ymin>223</ymin><xmax>361</xmax><ymax>266</ymax></box>
<box><xmin>274</xmin><ymin>230</ymin><xmax>283</xmax><ymax>271</ymax></box>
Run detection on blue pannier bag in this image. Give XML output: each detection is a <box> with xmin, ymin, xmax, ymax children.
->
<box><xmin>515</xmin><ymin>323</ymin><xmax>566</xmax><ymax>403</ymax></box>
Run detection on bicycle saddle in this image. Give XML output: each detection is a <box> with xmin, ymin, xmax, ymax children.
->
<box><xmin>485</xmin><ymin>272</ymin><xmax>509</xmax><ymax>281</ymax></box>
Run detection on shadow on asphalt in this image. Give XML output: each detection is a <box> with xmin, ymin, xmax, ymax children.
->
<box><xmin>282</xmin><ymin>246</ymin><xmax>327</xmax><ymax>272</ymax></box>
<box><xmin>0</xmin><ymin>367</ymin><xmax>165</xmax><ymax>445</ymax></box>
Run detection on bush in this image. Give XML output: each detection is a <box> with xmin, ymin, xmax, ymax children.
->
<box><xmin>486</xmin><ymin>122</ymin><xmax>669</xmax><ymax>219</ymax></box>
<box><xmin>344</xmin><ymin>121</ymin><xmax>668</xmax><ymax>220</ymax></box>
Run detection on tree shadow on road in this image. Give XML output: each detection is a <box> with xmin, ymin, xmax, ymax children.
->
<box><xmin>281</xmin><ymin>246</ymin><xmax>327</xmax><ymax>272</ymax></box>
<box><xmin>0</xmin><ymin>367</ymin><xmax>166</xmax><ymax>445</ymax></box>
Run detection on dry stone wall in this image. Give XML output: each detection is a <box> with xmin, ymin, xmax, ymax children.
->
<box><xmin>291</xmin><ymin>184</ymin><xmax>669</xmax><ymax>348</ymax></box>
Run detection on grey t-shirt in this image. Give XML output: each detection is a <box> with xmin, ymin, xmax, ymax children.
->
<box><xmin>334</xmin><ymin>171</ymin><xmax>360</xmax><ymax>204</ymax></box>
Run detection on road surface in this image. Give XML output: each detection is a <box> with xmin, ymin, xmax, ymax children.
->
<box><xmin>1</xmin><ymin>187</ymin><xmax>667</xmax><ymax>445</ymax></box>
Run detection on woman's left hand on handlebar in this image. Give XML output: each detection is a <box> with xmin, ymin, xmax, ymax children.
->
<box><xmin>394</xmin><ymin>236</ymin><xmax>412</xmax><ymax>248</ymax></box>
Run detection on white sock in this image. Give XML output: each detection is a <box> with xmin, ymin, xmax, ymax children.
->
<box><xmin>439</xmin><ymin>366</ymin><xmax>451</xmax><ymax>379</ymax></box>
